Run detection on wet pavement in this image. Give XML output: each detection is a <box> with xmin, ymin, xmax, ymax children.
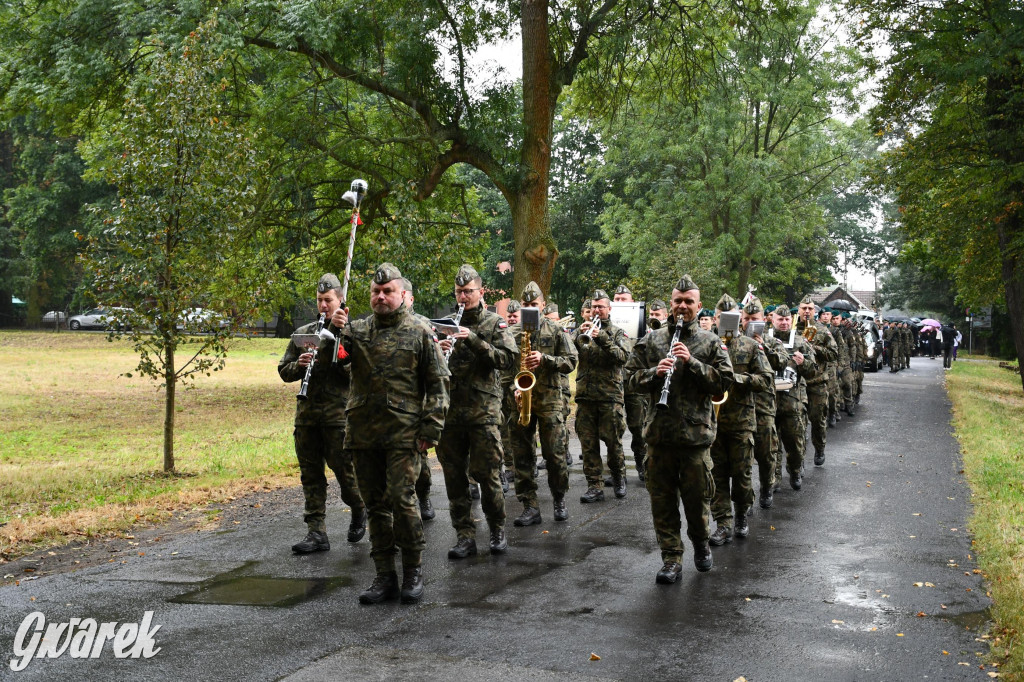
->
<box><xmin>0</xmin><ymin>359</ymin><xmax>993</xmax><ymax>680</ymax></box>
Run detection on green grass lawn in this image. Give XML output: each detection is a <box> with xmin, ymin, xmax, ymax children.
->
<box><xmin>0</xmin><ymin>330</ymin><xmax>301</xmax><ymax>558</ymax></box>
<box><xmin>947</xmin><ymin>358</ymin><xmax>1024</xmax><ymax>676</ymax></box>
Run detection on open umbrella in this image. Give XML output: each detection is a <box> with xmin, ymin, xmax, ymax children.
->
<box><xmin>919</xmin><ymin>318</ymin><xmax>941</xmax><ymax>327</ymax></box>
<box><xmin>827</xmin><ymin>299</ymin><xmax>858</xmax><ymax>312</ymax></box>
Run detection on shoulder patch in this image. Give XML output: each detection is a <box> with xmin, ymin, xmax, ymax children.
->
<box><xmin>758</xmin><ymin>344</ymin><xmax>764</xmax><ymax>350</ymax></box>
<box><xmin>498</xmin><ymin>321</ymin><xmax>508</xmax><ymax>329</ymax></box>
<box><xmin>721</xmin><ymin>343</ymin><xmax>728</xmax><ymax>351</ymax></box>
<box><xmin>431</xmin><ymin>334</ymin><xmax>439</xmax><ymax>343</ymax></box>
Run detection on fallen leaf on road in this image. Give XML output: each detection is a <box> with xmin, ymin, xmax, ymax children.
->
<box><xmin>987</xmin><ymin>673</ymin><xmax>999</xmax><ymax>678</ymax></box>
<box><xmin>943</xmin><ymin>651</ymin><xmax>949</xmax><ymax>655</ymax></box>
<box><xmin>973</xmin><ymin>569</ymin><xmax>982</xmax><ymax>574</ymax></box>
<box><xmin>542</xmin><ymin>530</ymin><xmax>549</xmax><ymax>534</ymax></box>
<box><xmin>832</xmin><ymin>620</ymin><xmax>844</xmax><ymax>624</ymax></box>
<box><xmin>897</xmin><ymin>633</ymin><xmax>904</xmax><ymax>637</ymax></box>
<box><xmin>733</xmin><ymin>678</ymin><xmax>747</xmax><ymax>682</ymax></box>
<box><xmin>925</xmin><ymin>582</ymin><xmax>936</xmax><ymax>587</ymax></box>
<box><xmin>916</xmin><ymin>612</ymin><xmax>927</xmax><ymax>617</ymax></box>
<box><xmin>770</xmin><ymin>526</ymin><xmax>776</xmax><ymax>531</ymax></box>
<box><xmin>870</xmin><ymin>627</ymin><xmax>878</xmax><ymax>631</ymax></box>
<box><xmin>941</xmin><ymin>604</ymin><xmax>947</xmax><ymax>609</ymax></box>
<box><xmin>745</xmin><ymin>597</ymin><xmax>751</xmax><ymax>602</ymax></box>
<box><xmin>589</xmin><ymin>653</ymin><xmax>601</xmax><ymax>661</ymax></box>
<box><xmin>914</xmin><ymin>582</ymin><xmax>924</xmax><ymax>587</ymax></box>
<box><xmin>171</xmin><ymin>552</ymin><xmax>178</xmax><ymax>556</ymax></box>
<box><xmin>912</xmin><ymin>513</ymin><xmax>921</xmax><ymax>516</ymax></box>
<box><xmin>959</xmin><ymin>662</ymin><xmax>970</xmax><ymax>666</ymax></box>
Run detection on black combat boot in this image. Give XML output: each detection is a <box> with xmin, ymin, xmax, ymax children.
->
<box><xmin>734</xmin><ymin>511</ymin><xmax>749</xmax><ymax>538</ymax></box>
<box><xmin>400</xmin><ymin>566</ymin><xmax>424</xmax><ymax>604</ymax></box>
<box><xmin>814</xmin><ymin>448</ymin><xmax>825</xmax><ymax>466</ymax></box>
<box><xmin>347</xmin><ymin>509</ymin><xmax>367</xmax><ymax>543</ymax></box>
<box><xmin>489</xmin><ymin>527</ymin><xmax>508</xmax><ymax>553</ymax></box>
<box><xmin>292</xmin><ymin>530</ymin><xmax>330</xmax><ymax>554</ymax></box>
<box><xmin>710</xmin><ymin>525</ymin><xmax>732</xmax><ymax>546</ymax></box>
<box><xmin>553</xmin><ymin>495</ymin><xmax>568</xmax><ymax>521</ymax></box>
<box><xmin>759</xmin><ymin>487</ymin><xmax>774</xmax><ymax>509</ymax></box>
<box><xmin>693</xmin><ymin>542</ymin><xmax>713</xmax><ymax>572</ymax></box>
<box><xmin>358</xmin><ymin>571</ymin><xmax>398</xmax><ymax>604</ymax></box>
<box><xmin>603</xmin><ymin>476</ymin><xmax>614</xmax><ymax>487</ymax></box>
<box><xmin>580</xmin><ymin>487</ymin><xmax>605</xmax><ymax>503</ymax></box>
<box><xmin>469</xmin><ymin>483</ymin><xmax>481</xmax><ymax>500</ymax></box>
<box><xmin>790</xmin><ymin>471</ymin><xmax>803</xmax><ymax>490</ymax></box>
<box><xmin>447</xmin><ymin>537</ymin><xmax>477</xmax><ymax>559</ymax></box>
<box><xmin>513</xmin><ymin>506</ymin><xmax>542</xmax><ymax>526</ymax></box>
<box><xmin>656</xmin><ymin>561</ymin><xmax>682</xmax><ymax>584</ymax></box>
<box><xmin>419</xmin><ymin>496</ymin><xmax>435</xmax><ymax>520</ymax></box>
<box><xmin>846</xmin><ymin>403</ymin><xmax>855</xmax><ymax>417</ymax></box>
<box><xmin>613</xmin><ymin>476</ymin><xmax>627</xmax><ymax>499</ymax></box>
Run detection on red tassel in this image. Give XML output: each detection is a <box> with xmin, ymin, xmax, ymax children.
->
<box><xmin>337</xmin><ymin>345</ymin><xmax>348</xmax><ymax>360</ymax></box>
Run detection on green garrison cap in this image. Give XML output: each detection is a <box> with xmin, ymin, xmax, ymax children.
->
<box><xmin>506</xmin><ymin>300</ymin><xmax>521</xmax><ymax>314</ymax></box>
<box><xmin>455</xmin><ymin>264</ymin><xmax>480</xmax><ymax>287</ymax></box>
<box><xmin>744</xmin><ymin>297</ymin><xmax>764</xmax><ymax>315</ymax></box>
<box><xmin>775</xmin><ymin>305</ymin><xmax>792</xmax><ymax>318</ymax></box>
<box><xmin>317</xmin><ymin>273</ymin><xmax>341</xmax><ymax>294</ymax></box>
<box><xmin>675</xmin><ymin>274</ymin><xmax>699</xmax><ymax>293</ymax></box>
<box><xmin>521</xmin><ymin>281</ymin><xmax>543</xmax><ymax>304</ymax></box>
<box><xmin>650</xmin><ymin>299</ymin><xmax>667</xmax><ymax>311</ymax></box>
<box><xmin>698</xmin><ymin>308</ymin><xmax>714</xmax><ymax>319</ymax></box>
<box><xmin>614</xmin><ymin>284</ymin><xmax>632</xmax><ymax>295</ymax></box>
<box><xmin>543</xmin><ymin>302</ymin><xmax>559</xmax><ymax>315</ymax></box>
<box><xmin>592</xmin><ymin>288</ymin><xmax>610</xmax><ymax>301</ymax></box>
<box><xmin>790</xmin><ymin>306</ymin><xmax>799</xmax><ymax>314</ymax></box>
<box><xmin>842</xmin><ymin>312</ymin><xmax>851</xmax><ymax>319</ymax></box>
<box><xmin>799</xmin><ymin>294</ymin><xmax>815</xmax><ymax>306</ymax></box>
<box><xmin>373</xmin><ymin>262</ymin><xmax>403</xmax><ymax>285</ymax></box>
<box><xmin>716</xmin><ymin>293</ymin><xmax>738</xmax><ymax>312</ymax></box>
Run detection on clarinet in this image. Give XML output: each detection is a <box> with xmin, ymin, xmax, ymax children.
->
<box><xmin>297</xmin><ymin>313</ymin><xmax>326</xmax><ymax>401</ymax></box>
<box><xmin>443</xmin><ymin>304</ymin><xmax>466</xmax><ymax>364</ymax></box>
<box><xmin>656</xmin><ymin>321</ymin><xmax>687</xmax><ymax>411</ymax></box>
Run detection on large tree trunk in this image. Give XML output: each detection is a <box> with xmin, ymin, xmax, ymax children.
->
<box><xmin>163</xmin><ymin>345</ymin><xmax>176</xmax><ymax>472</ymax></box>
<box><xmin>513</xmin><ymin>0</ymin><xmax>559</xmax><ymax>300</ymax></box>
<box><xmin>998</xmin><ymin>220</ymin><xmax>1024</xmax><ymax>392</ymax></box>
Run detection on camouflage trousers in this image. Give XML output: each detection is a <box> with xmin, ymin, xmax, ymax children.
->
<box><xmin>855</xmin><ymin>369</ymin><xmax>864</xmax><ymax>397</ymax></box>
<box><xmin>710</xmin><ymin>430</ymin><xmax>755</xmax><ymax>529</ymax></box>
<box><xmin>436</xmin><ymin>424</ymin><xmax>506</xmax><ymax>540</ymax></box>
<box><xmin>500</xmin><ymin>389</ymin><xmax>517</xmax><ymax>469</ymax></box>
<box><xmin>294</xmin><ymin>426</ymin><xmax>364</xmax><ymax>534</ymax></box>
<box><xmin>624</xmin><ymin>393</ymin><xmax>649</xmax><ymax>470</ymax></box>
<box><xmin>351</xmin><ymin>448</ymin><xmax>425</xmax><ymax>572</ymax></box>
<box><xmin>753</xmin><ymin>414</ymin><xmax>778</xmax><ymax>492</ymax></box>
<box><xmin>806</xmin><ymin>383</ymin><xmax>829</xmax><ymax>452</ymax></box>
<box><xmin>827</xmin><ymin>366</ymin><xmax>840</xmax><ymax>419</ymax></box>
<box><xmin>575</xmin><ymin>400</ymin><xmax>626</xmax><ymax>488</ymax></box>
<box><xmin>840</xmin><ymin>368</ymin><xmax>855</xmax><ymax>410</ymax></box>
<box><xmin>510</xmin><ymin>412</ymin><xmax>568</xmax><ymax>508</ymax></box>
<box><xmin>647</xmin><ymin>443</ymin><xmax>714</xmax><ymax>563</ymax></box>
<box><xmin>416</xmin><ymin>451</ymin><xmax>432</xmax><ymax>499</ymax></box>
<box><xmin>775</xmin><ymin>408</ymin><xmax>807</xmax><ymax>476</ymax></box>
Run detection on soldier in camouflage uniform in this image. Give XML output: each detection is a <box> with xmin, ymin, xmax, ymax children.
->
<box><xmin>402</xmin><ymin>280</ymin><xmax>438</xmax><ymax>520</ymax></box>
<box><xmin>902</xmin><ymin>322</ymin><xmax>913</xmax><ymax>369</ymax></box>
<box><xmin>436</xmin><ymin>265</ymin><xmax>518</xmax><ymax>559</ymax></box>
<box><xmin>819</xmin><ymin>309</ymin><xmax>841</xmax><ymax>427</ymax></box>
<box><xmin>625</xmin><ymin>275</ymin><xmax>733</xmax><ymax>582</ymax></box>
<box><xmin>335</xmin><ymin>263</ymin><xmax>450</xmax><ymax>605</ymax></box>
<box><xmin>884</xmin><ymin>321</ymin><xmax>898</xmax><ymax>372</ymax></box>
<box><xmin>709</xmin><ymin>295</ymin><xmax>774</xmax><ymax>546</ymax></box>
<box><xmin>797</xmin><ymin>295</ymin><xmax>838</xmax><ymax>467</ymax></box>
<box><xmin>613</xmin><ymin>285</ymin><xmax>650</xmax><ymax>481</ymax></box>
<box><xmin>649</xmin><ymin>299</ymin><xmax>669</xmax><ymax>330</ymax></box>
<box><xmin>740</xmin><ymin>298</ymin><xmax>787</xmax><ymax>509</ymax></box>
<box><xmin>769</xmin><ymin>305</ymin><xmax>817</xmax><ymax>489</ymax></box>
<box><xmin>278</xmin><ymin>274</ymin><xmax>367</xmax><ymax>554</ymax></box>
<box><xmin>546</xmin><ymin>302</ymin><xmax>575</xmax><ymax>468</ymax></box>
<box><xmin>853</xmin><ymin>320</ymin><xmax>867</xmax><ymax>402</ymax></box>
<box><xmin>840</xmin><ymin>314</ymin><xmax>858</xmax><ymax>415</ymax></box>
<box><xmin>698</xmin><ymin>307</ymin><xmax>715</xmax><ymax>332</ymax></box>
<box><xmin>574</xmin><ymin>289</ymin><xmax>630</xmax><ymax>502</ymax></box>
<box><xmin>509</xmin><ymin>281</ymin><xmax>579</xmax><ymax>526</ymax></box>
<box><xmin>498</xmin><ymin>301</ymin><xmax>522</xmax><ymax>490</ymax></box>
<box><xmin>832</xmin><ymin>313</ymin><xmax>855</xmax><ymax>417</ymax></box>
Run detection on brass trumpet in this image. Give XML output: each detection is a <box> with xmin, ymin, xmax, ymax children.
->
<box><xmin>712</xmin><ymin>391</ymin><xmax>729</xmax><ymax>419</ymax></box>
<box><xmin>578</xmin><ymin>314</ymin><xmax>602</xmax><ymax>345</ymax></box>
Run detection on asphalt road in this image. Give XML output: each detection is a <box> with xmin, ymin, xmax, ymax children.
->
<box><xmin>0</xmin><ymin>358</ymin><xmax>993</xmax><ymax>681</ymax></box>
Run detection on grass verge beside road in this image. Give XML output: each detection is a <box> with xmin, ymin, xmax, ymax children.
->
<box><xmin>947</xmin><ymin>358</ymin><xmax>1024</xmax><ymax>676</ymax></box>
<box><xmin>1</xmin><ymin>331</ymin><xmax>299</xmax><ymax>562</ymax></box>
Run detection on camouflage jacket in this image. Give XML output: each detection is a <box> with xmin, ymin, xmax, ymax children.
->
<box><xmin>340</xmin><ymin>305</ymin><xmax>450</xmax><ymax>448</ymax></box>
<box><xmin>774</xmin><ymin>333</ymin><xmax>817</xmax><ymax>414</ymax></box>
<box><xmin>624</xmin><ymin>317</ymin><xmax>734</xmax><ymax>447</ymax></box>
<box><xmin>622</xmin><ymin>335</ymin><xmax>642</xmax><ymax>396</ymax></box>
<box><xmin>717</xmin><ymin>334</ymin><xmax>774</xmax><ymax>433</ymax></box>
<box><xmin>509</xmin><ymin>315</ymin><xmax>579</xmax><ymax>416</ymax></box>
<box><xmin>804</xmin><ymin>322</ymin><xmax>838</xmax><ymax>387</ymax></box>
<box><xmin>278</xmin><ymin>319</ymin><xmax>351</xmax><ymax>427</ymax></box>
<box><xmin>753</xmin><ymin>333</ymin><xmax>789</xmax><ymax>418</ymax></box>
<box><xmin>833</xmin><ymin>324</ymin><xmax>850</xmax><ymax>370</ymax></box>
<box><xmin>571</xmin><ymin>319</ymin><xmax>629</xmax><ymax>403</ymax></box>
<box><xmin>444</xmin><ymin>303</ymin><xmax>518</xmax><ymax>426</ymax></box>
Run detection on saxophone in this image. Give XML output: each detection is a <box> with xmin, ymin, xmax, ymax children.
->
<box><xmin>514</xmin><ymin>329</ymin><xmax>537</xmax><ymax>426</ymax></box>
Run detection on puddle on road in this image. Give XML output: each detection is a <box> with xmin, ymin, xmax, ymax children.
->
<box><xmin>170</xmin><ymin>575</ymin><xmax>352</xmax><ymax>607</ymax></box>
<box><xmin>946</xmin><ymin>607</ymin><xmax>992</xmax><ymax>631</ymax></box>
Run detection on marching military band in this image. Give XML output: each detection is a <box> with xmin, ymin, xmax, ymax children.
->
<box><xmin>280</xmin><ymin>264</ymin><xmax>879</xmax><ymax>603</ymax></box>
